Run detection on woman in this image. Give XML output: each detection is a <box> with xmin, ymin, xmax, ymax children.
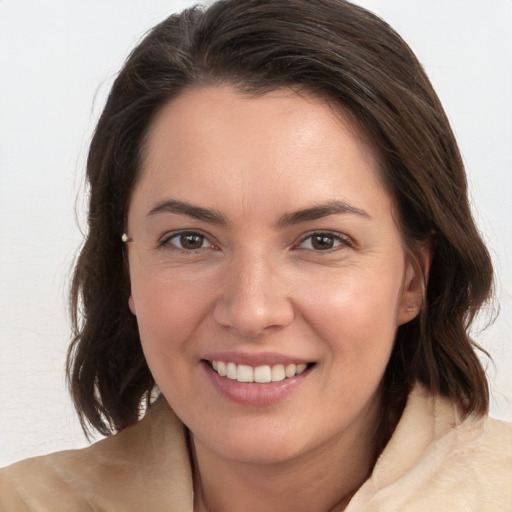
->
<box><xmin>1</xmin><ymin>0</ymin><xmax>510</xmax><ymax>510</ymax></box>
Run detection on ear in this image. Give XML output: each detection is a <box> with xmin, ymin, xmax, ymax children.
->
<box><xmin>397</xmin><ymin>240</ymin><xmax>432</xmax><ymax>325</ymax></box>
<box><xmin>128</xmin><ymin>295</ymin><xmax>137</xmax><ymax>316</ymax></box>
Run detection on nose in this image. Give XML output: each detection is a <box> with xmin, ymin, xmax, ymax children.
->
<box><xmin>213</xmin><ymin>252</ymin><xmax>294</xmax><ymax>337</ymax></box>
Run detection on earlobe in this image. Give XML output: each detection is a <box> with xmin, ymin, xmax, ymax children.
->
<box><xmin>128</xmin><ymin>295</ymin><xmax>136</xmax><ymax>316</ymax></box>
<box><xmin>398</xmin><ymin>300</ymin><xmax>421</xmax><ymax>325</ymax></box>
<box><xmin>397</xmin><ymin>241</ymin><xmax>432</xmax><ymax>325</ymax></box>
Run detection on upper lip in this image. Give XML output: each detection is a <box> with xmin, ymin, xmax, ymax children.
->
<box><xmin>202</xmin><ymin>351</ymin><xmax>313</xmax><ymax>367</ymax></box>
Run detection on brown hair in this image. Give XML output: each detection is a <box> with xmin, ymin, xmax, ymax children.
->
<box><xmin>68</xmin><ymin>0</ymin><xmax>493</xmax><ymax>447</ymax></box>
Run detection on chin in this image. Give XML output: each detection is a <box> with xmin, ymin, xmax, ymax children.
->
<box><xmin>188</xmin><ymin>410</ymin><xmax>324</xmax><ymax>467</ymax></box>
<box><xmin>200</xmin><ymin>433</ymin><xmax>308</xmax><ymax>466</ymax></box>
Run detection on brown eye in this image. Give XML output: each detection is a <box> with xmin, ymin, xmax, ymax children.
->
<box><xmin>311</xmin><ymin>234</ymin><xmax>335</xmax><ymax>250</ymax></box>
<box><xmin>163</xmin><ymin>231</ymin><xmax>212</xmax><ymax>251</ymax></box>
<box><xmin>298</xmin><ymin>232</ymin><xmax>350</xmax><ymax>251</ymax></box>
<box><xmin>180</xmin><ymin>233</ymin><xmax>204</xmax><ymax>250</ymax></box>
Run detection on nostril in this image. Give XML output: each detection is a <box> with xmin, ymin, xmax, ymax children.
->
<box><xmin>212</xmin><ymin>297</ymin><xmax>295</xmax><ymax>338</ymax></box>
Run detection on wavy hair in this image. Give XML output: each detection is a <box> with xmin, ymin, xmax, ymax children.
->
<box><xmin>68</xmin><ymin>0</ymin><xmax>493</xmax><ymax>449</ymax></box>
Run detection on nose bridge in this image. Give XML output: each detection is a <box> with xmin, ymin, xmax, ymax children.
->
<box><xmin>213</xmin><ymin>247</ymin><xmax>293</xmax><ymax>336</ymax></box>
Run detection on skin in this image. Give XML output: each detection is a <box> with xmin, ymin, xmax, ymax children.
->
<box><xmin>126</xmin><ymin>86</ymin><xmax>425</xmax><ymax>511</ymax></box>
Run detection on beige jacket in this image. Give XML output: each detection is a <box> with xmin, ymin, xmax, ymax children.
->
<box><xmin>1</xmin><ymin>385</ymin><xmax>511</xmax><ymax>511</ymax></box>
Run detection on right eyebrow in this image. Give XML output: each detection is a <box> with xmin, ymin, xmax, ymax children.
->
<box><xmin>147</xmin><ymin>199</ymin><xmax>228</xmax><ymax>225</ymax></box>
<box><xmin>277</xmin><ymin>200</ymin><xmax>371</xmax><ymax>227</ymax></box>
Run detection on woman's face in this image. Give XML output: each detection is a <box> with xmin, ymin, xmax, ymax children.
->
<box><xmin>126</xmin><ymin>86</ymin><xmax>422</xmax><ymax>465</ymax></box>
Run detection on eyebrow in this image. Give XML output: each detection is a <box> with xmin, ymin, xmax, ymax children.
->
<box><xmin>146</xmin><ymin>198</ymin><xmax>370</xmax><ymax>226</ymax></box>
<box><xmin>147</xmin><ymin>199</ymin><xmax>227</xmax><ymax>224</ymax></box>
<box><xmin>277</xmin><ymin>200</ymin><xmax>371</xmax><ymax>226</ymax></box>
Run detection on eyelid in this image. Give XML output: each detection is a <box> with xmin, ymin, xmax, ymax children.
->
<box><xmin>155</xmin><ymin>229</ymin><xmax>353</xmax><ymax>252</ymax></box>
<box><xmin>158</xmin><ymin>229</ymin><xmax>216</xmax><ymax>250</ymax></box>
<box><xmin>295</xmin><ymin>230</ymin><xmax>354</xmax><ymax>251</ymax></box>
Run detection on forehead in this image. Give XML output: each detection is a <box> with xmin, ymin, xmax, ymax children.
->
<box><xmin>142</xmin><ymin>85</ymin><xmax>377</xmax><ymax>168</ymax></box>
<box><xmin>131</xmin><ymin>85</ymin><xmax>391</xmax><ymax>221</ymax></box>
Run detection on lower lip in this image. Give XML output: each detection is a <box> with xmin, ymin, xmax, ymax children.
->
<box><xmin>202</xmin><ymin>362</ymin><xmax>311</xmax><ymax>407</ymax></box>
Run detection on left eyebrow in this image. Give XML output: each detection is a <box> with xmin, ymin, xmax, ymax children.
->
<box><xmin>277</xmin><ymin>200</ymin><xmax>371</xmax><ymax>227</ymax></box>
<box><xmin>147</xmin><ymin>199</ymin><xmax>227</xmax><ymax>225</ymax></box>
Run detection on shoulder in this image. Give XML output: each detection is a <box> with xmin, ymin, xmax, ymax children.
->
<box><xmin>409</xmin><ymin>391</ymin><xmax>512</xmax><ymax>511</ymax></box>
<box><xmin>348</xmin><ymin>385</ymin><xmax>512</xmax><ymax>511</ymax></box>
<box><xmin>411</xmin><ymin>414</ymin><xmax>512</xmax><ymax>511</ymax></box>
<box><xmin>0</xmin><ymin>448</ymin><xmax>100</xmax><ymax>512</ymax></box>
<box><xmin>470</xmin><ymin>415</ymin><xmax>512</xmax><ymax>490</ymax></box>
<box><xmin>479</xmin><ymin>414</ymin><xmax>512</xmax><ymax>457</ymax></box>
<box><xmin>0</xmin><ymin>399</ymin><xmax>193</xmax><ymax>512</ymax></box>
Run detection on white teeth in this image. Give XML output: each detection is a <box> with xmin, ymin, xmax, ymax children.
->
<box><xmin>296</xmin><ymin>363</ymin><xmax>307</xmax><ymax>374</ymax></box>
<box><xmin>237</xmin><ymin>364</ymin><xmax>253</xmax><ymax>383</ymax></box>
<box><xmin>285</xmin><ymin>364</ymin><xmax>296</xmax><ymax>378</ymax></box>
<box><xmin>271</xmin><ymin>364</ymin><xmax>286</xmax><ymax>382</ymax></box>
<box><xmin>254</xmin><ymin>365</ymin><xmax>272</xmax><ymax>383</ymax></box>
<box><xmin>217</xmin><ymin>361</ymin><xmax>226</xmax><ymax>376</ymax></box>
<box><xmin>210</xmin><ymin>360</ymin><xmax>310</xmax><ymax>383</ymax></box>
<box><xmin>226</xmin><ymin>362</ymin><xmax>237</xmax><ymax>380</ymax></box>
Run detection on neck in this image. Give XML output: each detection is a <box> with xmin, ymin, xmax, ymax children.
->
<box><xmin>191</xmin><ymin>396</ymin><xmax>381</xmax><ymax>512</ymax></box>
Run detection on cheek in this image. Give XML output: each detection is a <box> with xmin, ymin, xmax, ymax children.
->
<box><xmin>297</xmin><ymin>264</ymin><xmax>404</xmax><ymax>358</ymax></box>
<box><xmin>130</xmin><ymin>274</ymin><xmax>212</xmax><ymax>359</ymax></box>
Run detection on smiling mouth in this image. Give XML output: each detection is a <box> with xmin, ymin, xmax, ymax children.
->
<box><xmin>206</xmin><ymin>360</ymin><xmax>314</xmax><ymax>384</ymax></box>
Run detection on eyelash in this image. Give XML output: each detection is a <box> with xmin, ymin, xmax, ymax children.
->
<box><xmin>296</xmin><ymin>231</ymin><xmax>354</xmax><ymax>252</ymax></box>
<box><xmin>158</xmin><ymin>230</ymin><xmax>353</xmax><ymax>253</ymax></box>
<box><xmin>158</xmin><ymin>230</ymin><xmax>214</xmax><ymax>253</ymax></box>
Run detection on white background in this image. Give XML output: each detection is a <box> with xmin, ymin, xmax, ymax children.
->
<box><xmin>1</xmin><ymin>0</ymin><xmax>511</xmax><ymax>467</ymax></box>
